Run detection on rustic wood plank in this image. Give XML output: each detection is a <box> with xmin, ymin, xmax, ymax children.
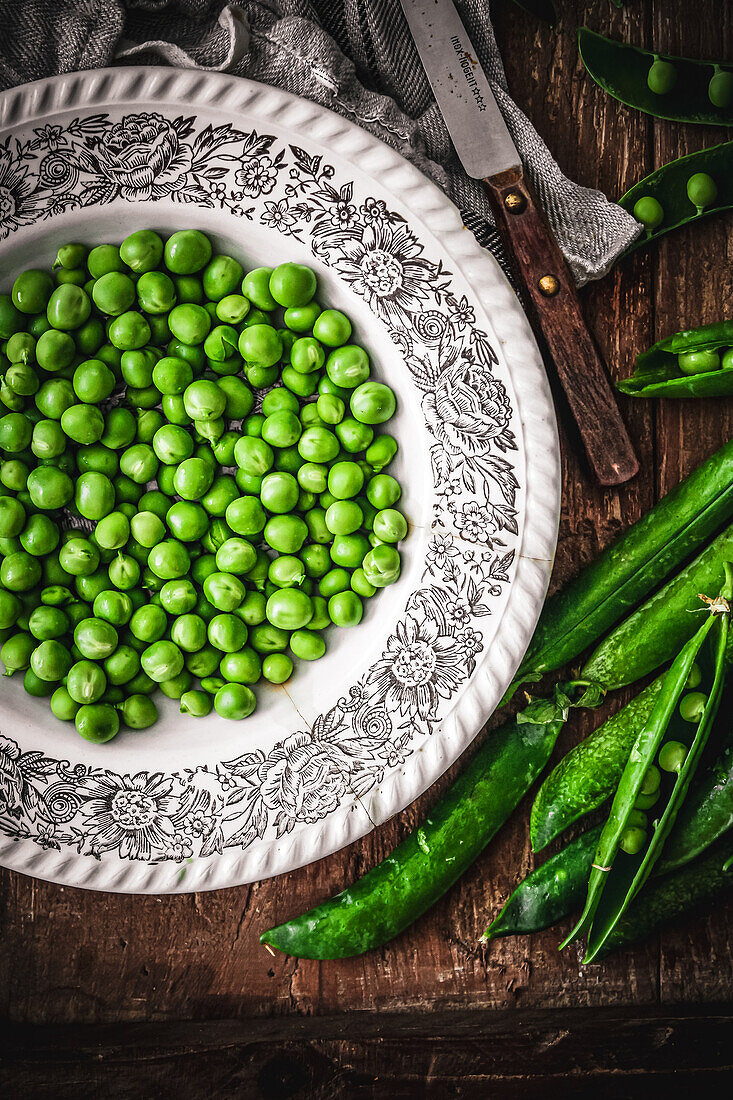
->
<box><xmin>2</xmin><ymin>1008</ymin><xmax>733</xmax><ymax>1098</ymax></box>
<box><xmin>1</xmin><ymin>0</ymin><xmax>732</xmax><ymax>1039</ymax></box>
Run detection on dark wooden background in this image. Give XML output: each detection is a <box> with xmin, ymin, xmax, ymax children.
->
<box><xmin>2</xmin><ymin>1</ymin><xmax>733</xmax><ymax>1095</ymax></box>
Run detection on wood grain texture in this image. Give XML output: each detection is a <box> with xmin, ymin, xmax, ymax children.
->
<box><xmin>1</xmin><ymin>1</ymin><xmax>732</xmax><ymax>1089</ymax></box>
<box><xmin>483</xmin><ymin>166</ymin><xmax>639</xmax><ymax>484</ymax></box>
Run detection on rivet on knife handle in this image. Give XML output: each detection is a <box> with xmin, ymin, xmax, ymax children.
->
<box><xmin>486</xmin><ymin>168</ymin><xmax>639</xmax><ymax>486</ymax></box>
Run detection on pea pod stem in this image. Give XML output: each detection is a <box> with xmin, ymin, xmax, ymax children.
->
<box><xmin>260</xmin><ymin>682</ymin><xmax>601</xmax><ymax>959</ymax></box>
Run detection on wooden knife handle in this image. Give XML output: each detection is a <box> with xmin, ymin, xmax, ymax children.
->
<box><xmin>483</xmin><ymin>166</ymin><xmax>638</xmax><ymax>486</ymax></box>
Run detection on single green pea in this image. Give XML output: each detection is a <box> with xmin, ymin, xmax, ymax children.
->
<box><xmin>677</xmin><ymin>349</ymin><xmax>720</xmax><ymax>376</ymax></box>
<box><xmin>28</xmin><ymin>604</ymin><xmax>68</xmax><ymax>640</ymax></box>
<box><xmin>213</xmin><ymin>537</ymin><xmax>256</xmax><ymax>576</ymax></box>
<box><xmin>0</xmin><ymin>590</ymin><xmax>21</xmax><ymax>630</ymax></box>
<box><xmin>297</xmin><ymin>426</ymin><xmax>340</xmax><ymax>464</ymax></box>
<box><xmin>77</xmin><ymin>442</ymin><xmax>118</xmax><ymax>477</ymax></box>
<box><xmin>1</xmin><ymin>551</ymin><xmax>42</xmax><ymax>592</ymax></box>
<box><xmin>238</xmin><ymin>323</ymin><xmax>283</xmax><ymax>367</ymax></box>
<box><xmin>46</xmin><ymin>284</ymin><xmax>91</xmax><ymax>331</ymax></box>
<box><xmin>330</xmin><ymin>532</ymin><xmax>370</xmax><ymax>569</ymax></box>
<box><xmin>12</xmin><ymin>269</ymin><xmax>55</xmax><ymax>315</ymax></box>
<box><xmin>659</xmin><ymin>739</ymin><xmax>689</xmax><ymax>773</ymax></box>
<box><xmin>372</xmin><ymin>507</ymin><xmax>408</xmax><ymax>543</ymax></box>
<box><xmin>258</xmin><ymin>652</ymin><xmax>292</xmax><ymax>684</ymax></box>
<box><xmin>74</xmin><ymin>317</ymin><xmax>106</xmax><ymax>357</ymax></box>
<box><xmin>66</xmin><ymin>660</ymin><xmax>107</xmax><ymax>704</ymax></box>
<box><xmin>152</xmin><ymin>355</ymin><xmax>193</xmax><ymax>396</ymax></box>
<box><xmin>647</xmin><ymin>57</ymin><xmax>676</xmax><ymax>95</ymax></box>
<box><xmin>362</xmin><ymin>543</ymin><xmax>401</xmax><ymax>587</ymax></box>
<box><xmin>1</xmin><ymin>459</ymin><xmax>29</xmax><ymax>492</ymax></box>
<box><xmin>709</xmin><ymin>66</ymin><xmax>733</xmax><ymax>109</ymax></box>
<box><xmin>633</xmin><ymin>195</ymin><xmax>664</xmax><ymax>234</ymax></box>
<box><xmin>214</xmin><ymin>682</ymin><xmax>256</xmax><ymax>719</ymax></box>
<box><xmin>74</xmin><ymin>471</ymin><xmax>115</xmax><ymax>521</ymax></box>
<box><xmin>93</xmin><ymin>588</ymin><xmax>133</xmax><ymax>627</ymax></box>
<box><xmin>1</xmin><ymin>631</ymin><xmax>37</xmax><ymax>675</ymax></box>
<box><xmin>130</xmin><ymin>604</ymin><xmax>168</xmax><ymax>644</ymax></box>
<box><xmin>269</xmin><ymin>262</ymin><xmax>317</xmax><ymax>308</ymax></box>
<box><xmin>23</xmin><ymin>667</ymin><xmax>56</xmax><ymax>697</ymax></box>
<box><xmin>165</xmin><ymin>230</ymin><xmax>213</xmax><ymax>275</ymax></box>
<box><xmin>619</xmin><ymin>825</ymin><xmax>647</xmax><ymax>856</ymax></box>
<box><xmin>146</xmin><ymin>539</ymin><xmax>190</xmax><ymax>581</ymax></box>
<box><xmin>312</xmin><ymin>308</ymin><xmax>351</xmax><ymax>347</ymax></box>
<box><xmin>318</xmin><ymin>567</ymin><xmax>351</xmax><ymax>598</ymax></box>
<box><xmin>20</xmin><ymin>514</ymin><xmax>59</xmax><ymax>557</ymax></box>
<box><xmin>350</xmin><ymin>567</ymin><xmax>377</xmax><ymax>598</ymax></box>
<box><xmin>289</xmin><ymin>629</ymin><xmax>326</xmax><ymax>661</ymax></box>
<box><xmin>92</xmin><ymin>272</ymin><xmax>136</xmax><ymax>316</ymax></box>
<box><xmin>87</xmin><ymin>244</ymin><xmax>125</xmax><ymax>278</ymax></box>
<box><xmin>108</xmin><ymin>551</ymin><xmax>141</xmax><ymax>590</ymax></box>
<box><xmin>0</xmin><ymin>494</ymin><xmax>26</xmax><ymax>536</ymax></box>
<box><xmin>168</xmin><ymin>303</ymin><xmax>212</xmax><ymax>346</ymax></box>
<box><xmin>282</xmin><ymin>366</ymin><xmax>319</xmax><ymax>398</ymax></box>
<box><xmin>325</xmin><ymin>500</ymin><xmax>363</xmax><ymax>537</ymax></box>
<box><xmin>75</xmin><ymin>702</ymin><xmax>120</xmax><ymax>742</ymax></box>
<box><xmin>263</xmin><ymin>514</ymin><xmax>308</xmax><ymax>554</ymax></box>
<box><xmin>290</xmin><ymin>336</ymin><xmax>325</xmax><ymax>375</ymax></box>
<box><xmin>6</xmin><ymin>332</ymin><xmax>37</xmax><ymax>366</ymax></box>
<box><xmin>119</xmin><ymin>694</ymin><xmax>159</xmax><ymax>729</ymax></box>
<box><xmin>119</xmin><ymin>230</ymin><xmax>164</xmax><ymax>273</ymax></box>
<box><xmin>171</xmin><ymin>613</ymin><xmax>208</xmax><ymax>654</ymax></box>
<box><xmin>183</xmin><ymin>379</ymin><xmax>226</xmax><ymax>422</ymax></box>
<box><xmin>74</xmin><ymin>616</ymin><xmax>118</xmax><ymax>660</ymax></box>
<box><xmin>180</xmin><ymin>689</ymin><xmax>213</xmax><ymax>717</ymax></box>
<box><xmin>686</xmin><ymin>172</ymin><xmax>718</xmax><ymax>215</ymax></box>
<box><xmin>208</xmin><ymin>612</ymin><xmax>248</xmax><ymax>652</ymax></box>
<box><xmin>51</xmin><ymin>685</ymin><xmax>80</xmax><ymax>721</ymax></box>
<box><xmin>242</xmin><ymin>267</ymin><xmax>277</xmax><ymax>310</ymax></box>
<box><xmin>141</xmin><ymin>639</ymin><xmax>184</xmax><ymax>682</ymax></box>
<box><xmin>328</xmin><ymin>590</ymin><xmax>363</xmax><ymax>627</ymax></box>
<box><xmin>203</xmin><ymin>571</ymin><xmax>246</xmax><ymax>613</ymax></box>
<box><xmin>29</xmin><ymin>638</ymin><xmax>71</xmax><ymax>682</ymax></box>
<box><xmin>101</xmin><ymin>407</ymin><xmax>136</xmax><ymax>451</ymax></box>
<box><xmin>136</xmin><ymin>270</ymin><xmax>177</xmax><ymax>314</ymax></box>
<box><xmin>326</xmin><ymin>345</ymin><xmax>370</xmax><ymax>389</ymax></box>
<box><xmin>216</xmin><ymin>293</ymin><xmax>251</xmax><ymax>325</ymax></box>
<box><xmin>350</xmin><ymin>381</ymin><xmax>396</xmax><ymax>425</ymax></box>
<box><xmin>269</xmin><ymin>555</ymin><xmax>307</xmax><ymax>588</ymax></box>
<box><xmin>104</xmin><ymin>645</ymin><xmax>140</xmax><ymax>686</ymax></box>
<box><xmin>173</xmin><ymin>456</ymin><xmax>214</xmax><ymax>500</ymax></box>
<box><xmin>679</xmin><ymin>692</ymin><xmax>707</xmax><ymax>723</ymax></box>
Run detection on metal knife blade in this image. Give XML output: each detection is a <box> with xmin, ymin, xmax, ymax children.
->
<box><xmin>398</xmin><ymin>0</ymin><xmax>519</xmax><ymax>180</ymax></box>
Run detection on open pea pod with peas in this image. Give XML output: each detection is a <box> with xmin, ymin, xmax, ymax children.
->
<box><xmin>562</xmin><ymin>566</ymin><xmax>733</xmax><ymax>964</ymax></box>
<box><xmin>619</xmin><ymin>140</ymin><xmax>733</xmax><ymax>252</ymax></box>
<box><xmin>580</xmin><ymin>28</ymin><xmax>733</xmax><ymax>126</ymax></box>
<box><xmin>618</xmin><ymin>319</ymin><xmax>733</xmax><ymax>399</ymax></box>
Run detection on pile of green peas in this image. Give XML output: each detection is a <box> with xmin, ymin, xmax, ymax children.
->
<box><xmin>0</xmin><ymin>230</ymin><xmax>406</xmax><ymax>742</ymax></box>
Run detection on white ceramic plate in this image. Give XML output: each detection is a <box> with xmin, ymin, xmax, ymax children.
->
<box><xmin>0</xmin><ymin>68</ymin><xmax>559</xmax><ymax>892</ymax></box>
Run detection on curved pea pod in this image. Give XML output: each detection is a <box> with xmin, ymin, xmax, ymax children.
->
<box><xmin>484</xmin><ymin>825</ymin><xmax>602</xmax><ymax>941</ymax></box>
<box><xmin>619</xmin><ymin>318</ymin><xmax>733</xmax><ymax>399</ymax></box>
<box><xmin>564</xmin><ymin>575</ymin><xmax>732</xmax><ymax>963</ymax></box>
<box><xmin>260</xmin><ymin>683</ymin><xmax>600</xmax><ymax>959</ymax></box>
<box><xmin>580</xmin><ymin>28</ymin><xmax>733</xmax><ymax>126</ymax></box>
<box><xmin>530</xmin><ymin>675</ymin><xmax>664</xmax><ymax>851</ymax></box>
<box><xmin>582</xmin><ymin>521</ymin><xmax>733</xmax><ymax>690</ymax></box>
<box><xmin>513</xmin><ymin>439</ymin><xmax>733</xmax><ymax>689</ymax></box>
<box><xmin>596</xmin><ymin>836</ymin><xmax>733</xmax><ymax>959</ymax></box>
<box><xmin>619</xmin><ymin>140</ymin><xmax>733</xmax><ymax>253</ymax></box>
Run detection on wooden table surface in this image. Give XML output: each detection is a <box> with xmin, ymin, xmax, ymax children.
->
<box><xmin>3</xmin><ymin>2</ymin><xmax>733</xmax><ymax>1095</ymax></box>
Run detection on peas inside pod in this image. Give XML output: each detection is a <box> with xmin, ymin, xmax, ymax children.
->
<box><xmin>0</xmin><ymin>233</ymin><xmax>406</xmax><ymax>740</ymax></box>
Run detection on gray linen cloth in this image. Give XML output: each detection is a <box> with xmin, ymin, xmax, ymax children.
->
<box><xmin>0</xmin><ymin>0</ymin><xmax>640</xmax><ymax>284</ymax></box>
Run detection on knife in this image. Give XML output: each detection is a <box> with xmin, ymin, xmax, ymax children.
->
<box><xmin>399</xmin><ymin>0</ymin><xmax>639</xmax><ymax>486</ymax></box>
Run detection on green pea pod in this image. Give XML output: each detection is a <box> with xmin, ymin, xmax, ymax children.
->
<box><xmin>619</xmin><ymin>140</ymin><xmax>733</xmax><ymax>253</ymax></box>
<box><xmin>260</xmin><ymin>682</ymin><xmax>601</xmax><ymax>959</ymax></box>
<box><xmin>484</xmin><ymin>824</ymin><xmax>602</xmax><ymax>941</ymax></box>
<box><xmin>658</xmin><ymin>737</ymin><xmax>733</xmax><ymax>875</ymax></box>
<box><xmin>580</xmin><ymin>28</ymin><xmax>733</xmax><ymax>126</ymax></box>
<box><xmin>509</xmin><ymin>0</ymin><xmax>556</xmax><ymax>24</ymax></box>
<box><xmin>530</xmin><ymin>675</ymin><xmax>664</xmax><ymax>851</ymax></box>
<box><xmin>582</xmin><ymin>521</ymin><xmax>733</xmax><ymax>690</ymax></box>
<box><xmin>513</xmin><ymin>439</ymin><xmax>733</xmax><ymax>689</ymax></box>
<box><xmin>619</xmin><ymin>319</ymin><xmax>733</xmax><ymax>399</ymax></box>
<box><xmin>564</xmin><ymin>575</ymin><xmax>732</xmax><ymax>963</ymax></box>
<box><xmin>597</xmin><ymin>836</ymin><xmax>733</xmax><ymax>959</ymax></box>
